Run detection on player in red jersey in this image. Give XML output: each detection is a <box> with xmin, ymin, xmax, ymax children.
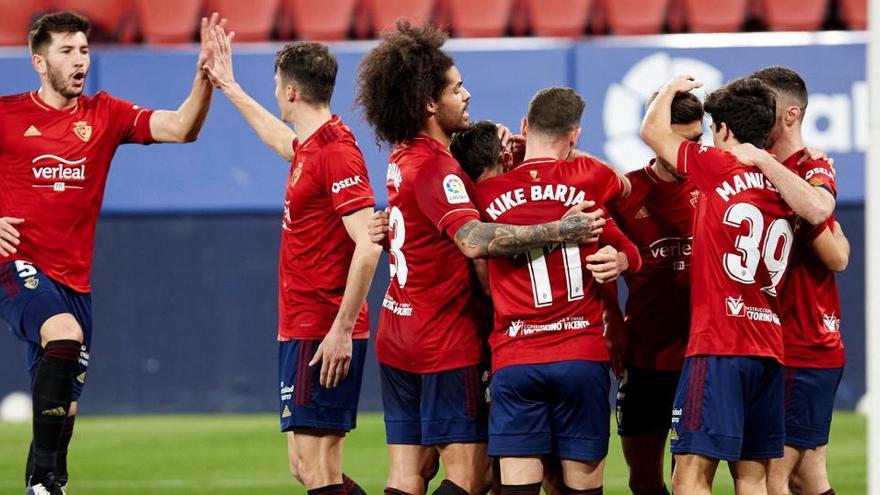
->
<box><xmin>451</xmin><ymin>88</ymin><xmax>640</xmax><ymax>495</ymax></box>
<box><xmin>203</xmin><ymin>28</ymin><xmax>380</xmax><ymax>495</ymax></box>
<box><xmin>641</xmin><ymin>75</ymin><xmax>795</xmax><ymax>495</ymax></box>
<box><xmin>748</xmin><ymin>67</ymin><xmax>850</xmax><ymax>495</ymax></box>
<box><xmin>608</xmin><ymin>92</ymin><xmax>703</xmax><ymax>495</ymax></box>
<box><xmin>356</xmin><ymin>23</ymin><xmax>604</xmax><ymax>495</ymax></box>
<box><xmin>0</xmin><ymin>12</ymin><xmax>219</xmax><ymax>495</ymax></box>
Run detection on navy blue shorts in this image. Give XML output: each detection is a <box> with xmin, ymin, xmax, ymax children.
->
<box><xmin>616</xmin><ymin>365</ymin><xmax>681</xmax><ymax>436</ymax></box>
<box><xmin>380</xmin><ymin>363</ymin><xmax>489</xmax><ymax>445</ymax></box>
<box><xmin>278</xmin><ymin>338</ymin><xmax>368</xmax><ymax>432</ymax></box>
<box><xmin>0</xmin><ymin>260</ymin><xmax>92</xmax><ymax>401</ymax></box>
<box><xmin>783</xmin><ymin>366</ymin><xmax>844</xmax><ymax>450</ymax></box>
<box><xmin>670</xmin><ymin>355</ymin><xmax>784</xmax><ymax>461</ymax></box>
<box><xmin>489</xmin><ymin>360</ymin><xmax>611</xmax><ymax>461</ymax></box>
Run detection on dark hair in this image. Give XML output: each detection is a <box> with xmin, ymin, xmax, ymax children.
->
<box><xmin>356</xmin><ymin>20</ymin><xmax>454</xmax><ymax>145</ymax></box>
<box><xmin>704</xmin><ymin>77</ymin><xmax>776</xmax><ymax>148</ymax></box>
<box><xmin>647</xmin><ymin>91</ymin><xmax>704</xmax><ymax>125</ymax></box>
<box><xmin>29</xmin><ymin>11</ymin><xmax>91</xmax><ymax>54</ymax></box>
<box><xmin>526</xmin><ymin>87</ymin><xmax>585</xmax><ymax>138</ymax></box>
<box><xmin>450</xmin><ymin>121</ymin><xmax>501</xmax><ymax>181</ymax></box>
<box><xmin>274</xmin><ymin>42</ymin><xmax>337</xmax><ymax>105</ymax></box>
<box><xmin>751</xmin><ymin>66</ymin><xmax>808</xmax><ymax>110</ymax></box>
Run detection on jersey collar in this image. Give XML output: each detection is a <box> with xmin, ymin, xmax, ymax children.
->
<box><xmin>511</xmin><ymin>157</ymin><xmax>557</xmax><ymax>171</ymax></box>
<box><xmin>30</xmin><ymin>91</ymin><xmax>79</xmax><ymax>115</ymax></box>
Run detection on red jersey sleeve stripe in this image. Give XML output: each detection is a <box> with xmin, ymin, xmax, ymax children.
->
<box><xmin>437</xmin><ymin>208</ymin><xmax>480</xmax><ymax>229</ymax></box>
<box><xmin>677</xmin><ymin>141</ymin><xmax>690</xmax><ymax>176</ymax></box>
<box><xmin>334</xmin><ymin>196</ymin><xmax>375</xmax><ymax>210</ymax></box>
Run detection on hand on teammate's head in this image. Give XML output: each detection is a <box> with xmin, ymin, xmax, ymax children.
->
<box><xmin>664</xmin><ymin>75</ymin><xmax>703</xmax><ymax>95</ymax></box>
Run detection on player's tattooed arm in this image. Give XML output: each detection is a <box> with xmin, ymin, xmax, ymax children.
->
<box><xmin>453</xmin><ymin>202</ymin><xmax>605</xmax><ymax>259</ymax></box>
<box><xmin>730</xmin><ymin>143</ymin><xmax>835</xmax><ymax>225</ymax></box>
<box><xmin>149</xmin><ymin>14</ymin><xmax>222</xmax><ymax>144</ymax></box>
<box><xmin>641</xmin><ymin>75</ymin><xmax>703</xmax><ymax>168</ymax></box>
<box><xmin>202</xmin><ymin>24</ymin><xmax>296</xmax><ymax>161</ymax></box>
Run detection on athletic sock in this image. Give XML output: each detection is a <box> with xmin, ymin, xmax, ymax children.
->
<box><xmin>501</xmin><ymin>482</ymin><xmax>543</xmax><ymax>495</ymax></box>
<box><xmin>24</xmin><ymin>442</ymin><xmax>34</xmax><ymax>487</ymax></box>
<box><xmin>55</xmin><ymin>414</ymin><xmax>76</xmax><ymax>485</ymax></box>
<box><xmin>307</xmin><ymin>483</ymin><xmax>347</xmax><ymax>495</ymax></box>
<box><xmin>30</xmin><ymin>340</ymin><xmax>79</xmax><ymax>482</ymax></box>
<box><xmin>432</xmin><ymin>479</ymin><xmax>469</xmax><ymax>495</ymax></box>
<box><xmin>655</xmin><ymin>486</ymin><xmax>671</xmax><ymax>495</ymax></box>
<box><xmin>342</xmin><ymin>474</ymin><xmax>367</xmax><ymax>495</ymax></box>
<box><xmin>819</xmin><ymin>490</ymin><xmax>835</xmax><ymax>495</ymax></box>
<box><xmin>563</xmin><ymin>486</ymin><xmax>603</xmax><ymax>495</ymax></box>
<box><xmin>385</xmin><ymin>488</ymin><xmax>415</xmax><ymax>495</ymax></box>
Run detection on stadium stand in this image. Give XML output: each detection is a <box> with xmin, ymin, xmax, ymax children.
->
<box><xmin>683</xmin><ymin>0</ymin><xmax>748</xmax><ymax>32</ymax></box>
<box><xmin>0</xmin><ymin>0</ymin><xmax>869</xmax><ymax>45</ymax></box>
<box><xmin>604</xmin><ymin>0</ymin><xmax>670</xmax><ymax>35</ymax></box>
<box><xmin>282</xmin><ymin>0</ymin><xmax>357</xmax><ymax>40</ymax></box>
<box><xmin>446</xmin><ymin>0</ymin><xmax>514</xmax><ymax>37</ymax></box>
<box><xmin>59</xmin><ymin>0</ymin><xmax>136</xmax><ymax>41</ymax></box>
<box><xmin>363</xmin><ymin>0</ymin><xmax>436</xmax><ymax>35</ymax></box>
<box><xmin>763</xmin><ymin>0</ymin><xmax>829</xmax><ymax>31</ymax></box>
<box><xmin>135</xmin><ymin>0</ymin><xmax>201</xmax><ymax>43</ymax></box>
<box><xmin>840</xmin><ymin>0</ymin><xmax>867</xmax><ymax>29</ymax></box>
<box><xmin>524</xmin><ymin>0</ymin><xmax>592</xmax><ymax>36</ymax></box>
<box><xmin>206</xmin><ymin>0</ymin><xmax>280</xmax><ymax>41</ymax></box>
<box><xmin>0</xmin><ymin>0</ymin><xmax>44</xmax><ymax>45</ymax></box>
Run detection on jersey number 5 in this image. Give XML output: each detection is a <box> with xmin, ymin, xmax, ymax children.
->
<box><xmin>722</xmin><ymin>203</ymin><xmax>793</xmax><ymax>296</ymax></box>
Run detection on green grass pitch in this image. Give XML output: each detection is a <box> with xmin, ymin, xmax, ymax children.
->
<box><xmin>0</xmin><ymin>412</ymin><xmax>865</xmax><ymax>494</ymax></box>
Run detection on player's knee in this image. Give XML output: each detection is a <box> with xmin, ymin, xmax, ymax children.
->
<box><xmin>40</xmin><ymin>314</ymin><xmax>83</xmax><ymax>345</ymax></box>
<box><xmin>288</xmin><ymin>456</ymin><xmax>304</xmax><ymax>485</ymax></box>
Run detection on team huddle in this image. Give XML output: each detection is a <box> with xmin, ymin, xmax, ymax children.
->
<box><xmin>0</xmin><ymin>10</ymin><xmax>848</xmax><ymax>495</ymax></box>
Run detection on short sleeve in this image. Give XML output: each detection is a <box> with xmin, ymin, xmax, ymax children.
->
<box><xmin>414</xmin><ymin>155</ymin><xmax>480</xmax><ymax>238</ymax></box>
<box><xmin>797</xmin><ymin>158</ymin><xmax>837</xmax><ymax>198</ymax></box>
<box><xmin>105</xmin><ymin>94</ymin><xmax>154</xmax><ymax>145</ymax></box>
<box><xmin>321</xmin><ymin>144</ymin><xmax>375</xmax><ymax>217</ymax></box>
<box><xmin>676</xmin><ymin>141</ymin><xmax>735</xmax><ymax>192</ymax></box>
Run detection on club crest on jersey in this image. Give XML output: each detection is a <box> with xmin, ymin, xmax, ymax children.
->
<box><xmin>443</xmin><ymin>174</ymin><xmax>470</xmax><ymax>204</ymax></box>
<box><xmin>690</xmin><ymin>190</ymin><xmax>700</xmax><ymax>208</ymax></box>
<box><xmin>24</xmin><ymin>277</ymin><xmax>39</xmax><ymax>289</ymax></box>
<box><xmin>290</xmin><ymin>163</ymin><xmax>304</xmax><ymax>187</ymax></box>
<box><xmin>726</xmin><ymin>296</ymin><xmax>745</xmax><ymax>317</ymax></box>
<box><xmin>72</xmin><ymin>121</ymin><xmax>92</xmax><ymax>142</ymax></box>
<box><xmin>823</xmin><ymin>313</ymin><xmax>840</xmax><ymax>333</ymax></box>
<box><xmin>529</xmin><ymin>170</ymin><xmax>539</xmax><ymax>181</ymax></box>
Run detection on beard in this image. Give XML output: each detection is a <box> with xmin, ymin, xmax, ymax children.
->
<box><xmin>47</xmin><ymin>62</ymin><xmax>84</xmax><ymax>99</ymax></box>
<box><xmin>437</xmin><ymin>103</ymin><xmax>469</xmax><ymax>136</ymax></box>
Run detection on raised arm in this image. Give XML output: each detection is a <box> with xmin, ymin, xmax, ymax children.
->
<box><xmin>728</xmin><ymin>144</ymin><xmax>835</xmax><ymax>226</ymax></box>
<box><xmin>640</xmin><ymin>76</ymin><xmax>703</xmax><ymax>169</ymax></box>
<box><xmin>308</xmin><ymin>207</ymin><xmax>383</xmax><ymax>388</ymax></box>
<box><xmin>203</xmin><ymin>25</ymin><xmax>296</xmax><ymax>161</ymax></box>
<box><xmin>453</xmin><ymin>202</ymin><xmax>605</xmax><ymax>259</ymax></box>
<box><xmin>148</xmin><ymin>14</ymin><xmax>221</xmax><ymax>143</ymax></box>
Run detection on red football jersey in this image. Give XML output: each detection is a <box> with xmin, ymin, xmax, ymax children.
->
<box><xmin>778</xmin><ymin>150</ymin><xmax>845</xmax><ymax>368</ymax></box>
<box><xmin>278</xmin><ymin>116</ymin><xmax>375</xmax><ymax>341</ymax></box>
<box><xmin>0</xmin><ymin>91</ymin><xmax>154</xmax><ymax>292</ymax></box>
<box><xmin>609</xmin><ymin>163</ymin><xmax>696</xmax><ymax>371</ymax></box>
<box><xmin>473</xmin><ymin>156</ymin><xmax>636</xmax><ymax>371</ymax></box>
<box><xmin>677</xmin><ymin>141</ymin><xmax>796</xmax><ymax>364</ymax></box>
<box><xmin>375</xmin><ymin>134</ymin><xmax>484</xmax><ymax>373</ymax></box>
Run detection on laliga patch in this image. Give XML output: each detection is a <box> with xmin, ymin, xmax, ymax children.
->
<box><xmin>443</xmin><ymin>174</ymin><xmax>470</xmax><ymax>204</ymax></box>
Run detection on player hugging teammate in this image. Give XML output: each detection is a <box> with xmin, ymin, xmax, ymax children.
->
<box><xmin>361</xmin><ymin>27</ymin><xmax>848</xmax><ymax>494</ymax></box>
